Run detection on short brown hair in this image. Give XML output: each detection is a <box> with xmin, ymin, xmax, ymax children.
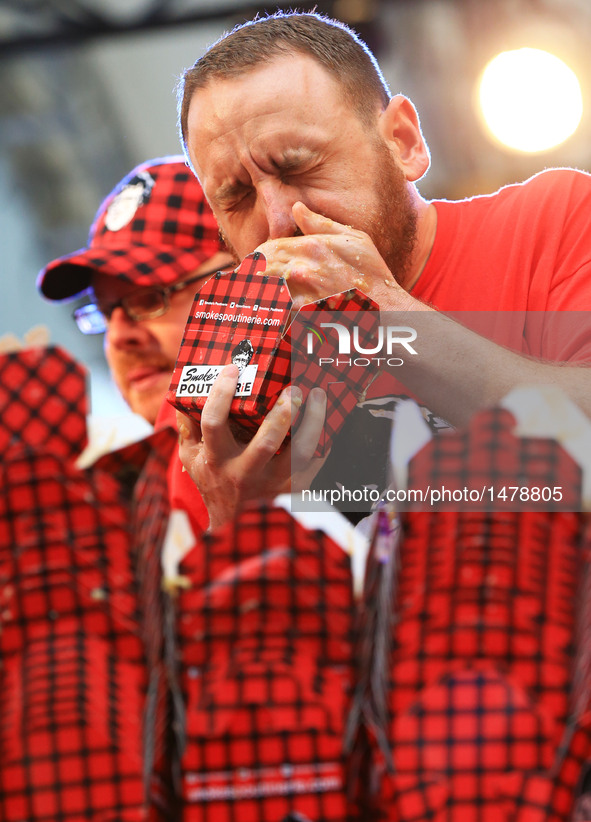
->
<box><xmin>178</xmin><ymin>11</ymin><xmax>391</xmax><ymax>149</ymax></box>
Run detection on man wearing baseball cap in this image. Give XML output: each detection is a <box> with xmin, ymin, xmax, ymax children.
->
<box><xmin>38</xmin><ymin>155</ymin><xmax>234</xmax><ymax>425</ymax></box>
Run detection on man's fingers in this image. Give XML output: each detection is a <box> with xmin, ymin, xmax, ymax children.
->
<box><xmin>198</xmin><ymin>364</ymin><xmax>241</xmax><ymax>458</ymax></box>
<box><xmin>270</xmin><ymin>386</ymin><xmax>327</xmax><ymax>484</ymax></box>
<box><xmin>236</xmin><ymin>385</ymin><xmax>301</xmax><ymax>476</ymax></box>
<box><xmin>176</xmin><ymin>409</ymin><xmax>200</xmax><ymax>442</ymax></box>
<box><xmin>292</xmin><ymin>200</ymin><xmax>365</xmax><ymax>238</ymax></box>
<box><xmin>291</xmin><ymin>387</ymin><xmax>327</xmax><ymax>470</ymax></box>
<box><xmin>176</xmin><ymin>409</ymin><xmax>203</xmax><ymax>477</ymax></box>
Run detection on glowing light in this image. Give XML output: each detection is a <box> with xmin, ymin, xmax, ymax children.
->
<box><xmin>478</xmin><ymin>47</ymin><xmax>583</xmax><ymax>153</ymax></box>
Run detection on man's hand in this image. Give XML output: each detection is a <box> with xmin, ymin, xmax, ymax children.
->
<box><xmin>256</xmin><ymin>201</ymin><xmax>420</xmax><ymax>311</ymax></box>
<box><xmin>257</xmin><ymin>203</ymin><xmax>591</xmax><ymax>428</ymax></box>
<box><xmin>176</xmin><ymin>364</ymin><xmax>328</xmax><ymax>531</ymax></box>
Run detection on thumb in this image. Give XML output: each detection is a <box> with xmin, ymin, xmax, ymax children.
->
<box><xmin>292</xmin><ymin>201</ymin><xmax>357</xmax><ymax>237</ymax></box>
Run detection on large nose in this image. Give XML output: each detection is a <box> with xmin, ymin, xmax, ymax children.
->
<box><xmin>258</xmin><ymin>180</ymin><xmax>299</xmax><ymax>240</ymax></box>
<box><xmin>105</xmin><ymin>306</ymin><xmax>150</xmax><ymax>350</ymax></box>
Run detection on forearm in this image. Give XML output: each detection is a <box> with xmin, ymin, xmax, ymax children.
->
<box><xmin>386</xmin><ymin>306</ymin><xmax>591</xmax><ymax>427</ymax></box>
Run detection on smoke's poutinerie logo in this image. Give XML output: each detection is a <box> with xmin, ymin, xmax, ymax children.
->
<box><xmin>306</xmin><ymin>322</ymin><xmax>418</xmax><ymax>367</ymax></box>
<box><xmin>176</xmin><ymin>361</ymin><xmax>258</xmax><ymax>397</ymax></box>
<box><xmin>231</xmin><ymin>339</ymin><xmax>254</xmax><ymax>374</ymax></box>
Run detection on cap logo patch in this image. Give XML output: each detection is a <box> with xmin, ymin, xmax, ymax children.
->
<box><xmin>104</xmin><ymin>170</ymin><xmax>155</xmax><ymax>232</ymax></box>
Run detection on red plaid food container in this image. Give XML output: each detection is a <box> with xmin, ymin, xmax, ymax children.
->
<box><xmin>344</xmin><ymin>397</ymin><xmax>591</xmax><ymax>820</ymax></box>
<box><xmin>0</xmin><ymin>345</ymin><xmax>88</xmax><ymax>460</ymax></box>
<box><xmin>173</xmin><ymin>503</ymin><xmax>359</xmax><ymax>821</ymax></box>
<box><xmin>405</xmin><ymin>406</ymin><xmax>582</xmax><ymax>512</ymax></box>
<box><xmin>0</xmin><ymin>346</ymin><xmax>169</xmax><ymax>821</ymax></box>
<box><xmin>375</xmin><ymin>396</ymin><xmax>589</xmax><ymax>821</ymax></box>
<box><xmin>376</xmin><ymin>509</ymin><xmax>588</xmax><ymax>821</ymax></box>
<box><xmin>167</xmin><ymin>252</ymin><xmax>380</xmax><ymax>455</ymax></box>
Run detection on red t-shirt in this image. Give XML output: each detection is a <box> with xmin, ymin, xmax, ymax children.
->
<box><xmin>417</xmin><ymin>169</ymin><xmax>591</xmax><ymax>309</ymax></box>
<box><xmin>416</xmin><ymin>168</ymin><xmax>591</xmax><ymax>360</ymax></box>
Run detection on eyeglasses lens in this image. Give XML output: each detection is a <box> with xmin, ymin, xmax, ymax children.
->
<box><xmin>124</xmin><ymin>291</ymin><xmax>167</xmax><ymax>321</ymax></box>
<box><xmin>73</xmin><ymin>304</ymin><xmax>107</xmax><ymax>335</ymax></box>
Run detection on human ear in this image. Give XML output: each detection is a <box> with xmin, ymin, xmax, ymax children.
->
<box><xmin>378</xmin><ymin>94</ymin><xmax>431</xmax><ymax>181</ymax></box>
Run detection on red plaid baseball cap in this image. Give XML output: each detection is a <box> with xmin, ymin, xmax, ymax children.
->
<box><xmin>37</xmin><ymin>155</ymin><xmax>227</xmax><ymax>301</ymax></box>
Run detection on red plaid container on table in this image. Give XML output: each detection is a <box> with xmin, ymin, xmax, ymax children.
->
<box><xmin>0</xmin><ymin>346</ymin><xmax>169</xmax><ymax>821</ymax></box>
<box><xmin>0</xmin><ymin>344</ymin><xmax>88</xmax><ymax>459</ymax></box>
<box><xmin>167</xmin><ymin>251</ymin><xmax>380</xmax><ymax>456</ymax></box>
<box><xmin>567</xmin><ymin>517</ymin><xmax>591</xmax><ymax>822</ymax></box>
<box><xmin>405</xmin><ymin>406</ymin><xmax>582</xmax><ymax>512</ymax></box>
<box><xmin>128</xmin><ymin>427</ymin><xmax>181</xmax><ymax>817</ymax></box>
<box><xmin>173</xmin><ymin>503</ymin><xmax>359</xmax><ymax>821</ymax></box>
<box><xmin>364</xmin><ymin>402</ymin><xmax>590</xmax><ymax>820</ymax></box>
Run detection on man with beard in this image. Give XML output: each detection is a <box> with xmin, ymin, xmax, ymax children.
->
<box><xmin>38</xmin><ymin>155</ymin><xmax>234</xmax><ymax>532</ymax></box>
<box><xmin>170</xmin><ymin>13</ymin><xmax>591</xmax><ymax>820</ymax></box>
<box><xmin>175</xmin><ymin>10</ymin><xmax>591</xmax><ymax>529</ymax></box>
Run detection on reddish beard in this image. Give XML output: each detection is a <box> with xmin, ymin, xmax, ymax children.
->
<box><xmin>365</xmin><ymin>139</ymin><xmax>418</xmax><ymax>287</ymax></box>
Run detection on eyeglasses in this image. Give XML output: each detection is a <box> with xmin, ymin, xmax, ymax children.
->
<box><xmin>73</xmin><ymin>267</ymin><xmax>222</xmax><ymax>335</ymax></box>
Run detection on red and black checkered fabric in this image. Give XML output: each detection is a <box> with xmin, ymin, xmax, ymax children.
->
<box><xmin>94</xmin><ymin>426</ymin><xmax>176</xmax><ymax>487</ymax></box>
<box><xmin>0</xmin><ymin>346</ymin><xmax>170</xmax><ymax>821</ymax></box>
<box><xmin>173</xmin><ymin>503</ymin><xmax>358</xmax><ymax>821</ymax></box>
<box><xmin>0</xmin><ymin>451</ymin><xmax>144</xmax><ymax>660</ymax></box>
<box><xmin>372</xmin><ymin>506</ymin><xmax>588</xmax><ymax>820</ymax></box>
<box><xmin>1</xmin><ymin>634</ymin><xmax>147</xmax><ymax>821</ymax></box>
<box><xmin>168</xmin><ymin>260</ymin><xmax>292</xmax><ymax>440</ymax></box>
<box><xmin>0</xmin><ymin>346</ymin><xmax>88</xmax><ymax>460</ymax></box>
<box><xmin>571</xmin><ymin>519</ymin><xmax>591</xmax><ymax>731</ymax></box>
<box><xmin>129</xmin><ymin>425</ymin><xmax>179</xmax><ymax>815</ymax></box>
<box><xmin>169</xmin><ymin>252</ymin><xmax>380</xmax><ymax>456</ymax></box>
<box><xmin>406</xmin><ymin>407</ymin><xmax>582</xmax><ymax>511</ymax></box>
<box><xmin>290</xmin><ymin>299</ymin><xmax>380</xmax><ymax>454</ymax></box>
<box><xmin>344</xmin><ymin>510</ymin><xmax>401</xmax><ymax>818</ymax></box>
<box><xmin>566</xmin><ymin>518</ymin><xmax>591</xmax><ymax>821</ymax></box>
<box><xmin>38</xmin><ymin>156</ymin><xmax>226</xmax><ymax>301</ymax></box>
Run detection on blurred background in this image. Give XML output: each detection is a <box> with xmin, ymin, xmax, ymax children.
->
<box><xmin>2</xmin><ymin>0</ymin><xmax>590</xmax><ymax>419</ymax></box>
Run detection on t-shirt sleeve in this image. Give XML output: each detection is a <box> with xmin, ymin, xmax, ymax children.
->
<box><xmin>526</xmin><ymin>170</ymin><xmax>591</xmax><ymax>362</ymax></box>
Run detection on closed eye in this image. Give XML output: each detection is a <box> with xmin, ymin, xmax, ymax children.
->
<box><xmin>226</xmin><ymin>189</ymin><xmax>255</xmax><ymax>212</ymax></box>
<box><xmin>274</xmin><ymin>147</ymin><xmax>317</xmax><ymax>174</ymax></box>
<box><xmin>215</xmin><ymin>183</ymin><xmax>254</xmax><ymax>212</ymax></box>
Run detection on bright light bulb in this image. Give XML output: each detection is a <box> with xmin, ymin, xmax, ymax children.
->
<box><xmin>478</xmin><ymin>47</ymin><xmax>583</xmax><ymax>153</ymax></box>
